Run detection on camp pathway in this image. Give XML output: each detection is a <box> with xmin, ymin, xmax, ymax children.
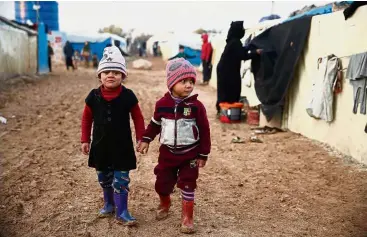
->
<box><xmin>1</xmin><ymin>57</ymin><xmax>367</xmax><ymax>237</ymax></box>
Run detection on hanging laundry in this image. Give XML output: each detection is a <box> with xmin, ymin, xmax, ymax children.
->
<box><xmin>241</xmin><ymin>59</ymin><xmax>253</xmax><ymax>87</ymax></box>
<box><xmin>346</xmin><ymin>52</ymin><xmax>367</xmax><ymax>115</ymax></box>
<box><xmin>346</xmin><ymin>52</ymin><xmax>367</xmax><ymax>80</ymax></box>
<box><xmin>306</xmin><ymin>54</ymin><xmax>340</xmax><ymax>122</ymax></box>
<box><xmin>334</xmin><ymin>68</ymin><xmax>343</xmax><ymax>94</ymax></box>
<box><xmin>351</xmin><ymin>79</ymin><xmax>367</xmax><ymax>114</ymax></box>
<box><xmin>243</xmin><ymin>68</ymin><xmax>253</xmax><ymax>87</ymax></box>
<box><xmin>249</xmin><ymin>16</ymin><xmax>312</xmax><ymax>122</ymax></box>
<box><xmin>244</xmin><ymin>34</ymin><xmax>252</xmax><ymax>47</ymax></box>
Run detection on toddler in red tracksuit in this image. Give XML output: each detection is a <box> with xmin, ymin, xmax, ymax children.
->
<box><xmin>138</xmin><ymin>58</ymin><xmax>211</xmax><ymax>234</ymax></box>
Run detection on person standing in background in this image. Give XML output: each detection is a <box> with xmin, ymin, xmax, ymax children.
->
<box><xmin>201</xmin><ymin>33</ymin><xmax>213</xmax><ymax>85</ymax></box>
<box><xmin>73</xmin><ymin>51</ymin><xmax>81</xmax><ymax>70</ymax></box>
<box><xmin>153</xmin><ymin>41</ymin><xmax>159</xmax><ymax>57</ymax></box>
<box><xmin>92</xmin><ymin>53</ymin><xmax>99</xmax><ymax>69</ymax></box>
<box><xmin>141</xmin><ymin>41</ymin><xmax>147</xmax><ymax>57</ymax></box>
<box><xmin>63</xmin><ymin>41</ymin><xmax>75</xmax><ymax>71</ymax></box>
<box><xmin>216</xmin><ymin>21</ymin><xmax>262</xmax><ymax>116</ymax></box>
<box><xmin>138</xmin><ymin>42</ymin><xmax>143</xmax><ymax>57</ymax></box>
<box><xmin>81</xmin><ymin>41</ymin><xmax>91</xmax><ymax>68</ymax></box>
<box><xmin>48</xmin><ymin>41</ymin><xmax>54</xmax><ymax>72</ymax></box>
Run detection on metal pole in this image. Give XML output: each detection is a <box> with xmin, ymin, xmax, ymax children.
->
<box><xmin>271</xmin><ymin>1</ymin><xmax>274</xmax><ymax>15</ymax></box>
<box><xmin>35</xmin><ymin>2</ymin><xmax>40</xmax><ymax>73</ymax></box>
<box><xmin>36</xmin><ymin>10</ymin><xmax>39</xmax><ymax>73</ymax></box>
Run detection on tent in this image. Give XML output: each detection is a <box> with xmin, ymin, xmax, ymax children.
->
<box><xmin>284</xmin><ymin>1</ymin><xmax>353</xmax><ymax>22</ymax></box>
<box><xmin>148</xmin><ymin>31</ymin><xmax>204</xmax><ymax>66</ymax></box>
<box><xmin>259</xmin><ymin>14</ymin><xmax>281</xmax><ymax>23</ymax></box>
<box><xmin>65</xmin><ymin>32</ymin><xmax>127</xmax><ymax>60</ymax></box>
<box><xmin>146</xmin><ymin>31</ymin><xmax>172</xmax><ymax>55</ymax></box>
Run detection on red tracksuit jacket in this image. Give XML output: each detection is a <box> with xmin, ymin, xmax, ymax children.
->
<box><xmin>142</xmin><ymin>92</ymin><xmax>211</xmax><ymax>161</ymax></box>
<box><xmin>201</xmin><ymin>34</ymin><xmax>213</xmax><ymax>62</ymax></box>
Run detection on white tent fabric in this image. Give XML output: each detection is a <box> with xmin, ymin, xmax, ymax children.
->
<box><xmin>146</xmin><ymin>31</ymin><xmax>203</xmax><ymax>60</ymax></box>
<box><xmin>146</xmin><ymin>32</ymin><xmax>174</xmax><ymax>55</ymax></box>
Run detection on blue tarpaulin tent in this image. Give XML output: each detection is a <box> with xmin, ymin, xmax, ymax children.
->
<box><xmin>259</xmin><ymin>14</ymin><xmax>281</xmax><ymax>23</ymax></box>
<box><xmin>184</xmin><ymin>47</ymin><xmax>201</xmax><ymax>66</ymax></box>
<box><xmin>177</xmin><ymin>33</ymin><xmax>203</xmax><ymax>66</ymax></box>
<box><xmin>284</xmin><ymin>1</ymin><xmax>353</xmax><ymax>22</ymax></box>
<box><xmin>66</xmin><ymin>32</ymin><xmax>127</xmax><ymax>61</ymax></box>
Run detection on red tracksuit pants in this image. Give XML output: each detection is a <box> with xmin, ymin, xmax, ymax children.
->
<box><xmin>154</xmin><ymin>154</ymin><xmax>199</xmax><ymax>196</ymax></box>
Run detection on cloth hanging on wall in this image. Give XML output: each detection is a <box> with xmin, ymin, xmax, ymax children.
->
<box><xmin>306</xmin><ymin>54</ymin><xmax>340</xmax><ymax>122</ymax></box>
<box><xmin>248</xmin><ymin>16</ymin><xmax>312</xmax><ymax>121</ymax></box>
<box><xmin>346</xmin><ymin>52</ymin><xmax>367</xmax><ymax>115</ymax></box>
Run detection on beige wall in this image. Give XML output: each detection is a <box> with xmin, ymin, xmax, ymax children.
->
<box><xmin>0</xmin><ymin>23</ymin><xmax>37</xmax><ymax>80</ymax></box>
<box><xmin>286</xmin><ymin>6</ymin><xmax>367</xmax><ymax>163</ymax></box>
<box><xmin>210</xmin><ymin>7</ymin><xmax>367</xmax><ymax>163</ymax></box>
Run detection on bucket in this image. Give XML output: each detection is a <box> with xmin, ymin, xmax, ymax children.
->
<box><xmin>239</xmin><ymin>96</ymin><xmax>249</xmax><ymax>121</ymax></box>
<box><xmin>247</xmin><ymin>109</ymin><xmax>259</xmax><ymax>125</ymax></box>
<box><xmin>219</xmin><ymin>102</ymin><xmax>243</xmax><ymax>123</ymax></box>
<box><xmin>239</xmin><ymin>96</ymin><xmax>250</xmax><ymax>112</ymax></box>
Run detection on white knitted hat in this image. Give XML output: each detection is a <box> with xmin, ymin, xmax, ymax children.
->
<box><xmin>97</xmin><ymin>46</ymin><xmax>127</xmax><ymax>77</ymax></box>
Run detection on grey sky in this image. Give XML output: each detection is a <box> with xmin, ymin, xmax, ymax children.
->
<box><xmin>1</xmin><ymin>1</ymin><xmax>327</xmax><ymax>34</ymax></box>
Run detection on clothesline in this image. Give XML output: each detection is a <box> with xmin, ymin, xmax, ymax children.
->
<box><xmin>337</xmin><ymin>51</ymin><xmax>367</xmax><ymax>60</ymax></box>
<box><xmin>338</xmin><ymin>52</ymin><xmax>367</xmax><ymax>71</ymax></box>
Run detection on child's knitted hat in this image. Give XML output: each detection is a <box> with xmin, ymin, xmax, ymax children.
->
<box><xmin>166</xmin><ymin>58</ymin><xmax>196</xmax><ymax>90</ymax></box>
<box><xmin>97</xmin><ymin>46</ymin><xmax>127</xmax><ymax>77</ymax></box>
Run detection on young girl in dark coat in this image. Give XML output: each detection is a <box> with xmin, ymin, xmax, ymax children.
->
<box><xmin>81</xmin><ymin>46</ymin><xmax>145</xmax><ymax>226</ymax></box>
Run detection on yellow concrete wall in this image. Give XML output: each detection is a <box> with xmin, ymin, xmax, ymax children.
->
<box><xmin>286</xmin><ymin>6</ymin><xmax>367</xmax><ymax>163</ymax></box>
<box><xmin>210</xmin><ymin>7</ymin><xmax>367</xmax><ymax>162</ymax></box>
<box><xmin>0</xmin><ymin>23</ymin><xmax>37</xmax><ymax>80</ymax></box>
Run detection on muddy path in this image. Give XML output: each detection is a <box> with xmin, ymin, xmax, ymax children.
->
<box><xmin>1</xmin><ymin>58</ymin><xmax>367</xmax><ymax>237</ymax></box>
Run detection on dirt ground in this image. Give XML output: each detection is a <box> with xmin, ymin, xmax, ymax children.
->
<box><xmin>1</xmin><ymin>57</ymin><xmax>367</xmax><ymax>237</ymax></box>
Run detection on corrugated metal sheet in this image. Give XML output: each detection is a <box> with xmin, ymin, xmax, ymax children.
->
<box><xmin>0</xmin><ymin>16</ymin><xmax>37</xmax><ymax>35</ymax></box>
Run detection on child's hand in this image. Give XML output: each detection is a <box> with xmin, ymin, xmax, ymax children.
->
<box><xmin>197</xmin><ymin>159</ymin><xmax>206</xmax><ymax>168</ymax></box>
<box><xmin>81</xmin><ymin>143</ymin><xmax>90</xmax><ymax>155</ymax></box>
<box><xmin>139</xmin><ymin>142</ymin><xmax>149</xmax><ymax>154</ymax></box>
<box><xmin>136</xmin><ymin>140</ymin><xmax>142</xmax><ymax>152</ymax></box>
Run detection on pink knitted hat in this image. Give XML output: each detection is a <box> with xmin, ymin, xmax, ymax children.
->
<box><xmin>166</xmin><ymin>58</ymin><xmax>197</xmax><ymax>90</ymax></box>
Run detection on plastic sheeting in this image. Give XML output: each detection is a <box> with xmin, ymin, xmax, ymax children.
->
<box><xmin>284</xmin><ymin>1</ymin><xmax>353</xmax><ymax>22</ymax></box>
<box><xmin>259</xmin><ymin>14</ymin><xmax>281</xmax><ymax>23</ymax></box>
